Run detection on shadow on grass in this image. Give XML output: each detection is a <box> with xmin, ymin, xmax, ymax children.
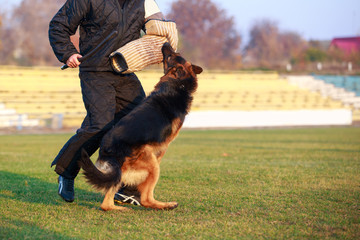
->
<box><xmin>0</xmin><ymin>170</ymin><xmax>104</xmax><ymax>207</ymax></box>
<box><xmin>0</xmin><ymin>170</ymin><xmax>146</xmax><ymax>211</ymax></box>
<box><xmin>0</xmin><ymin>170</ymin><xmax>102</xmax><ymax>239</ymax></box>
<box><xmin>1</xmin><ymin>216</ymin><xmax>79</xmax><ymax>240</ymax></box>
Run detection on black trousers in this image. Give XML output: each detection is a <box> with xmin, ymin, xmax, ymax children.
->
<box><xmin>51</xmin><ymin>71</ymin><xmax>146</xmax><ymax>179</ymax></box>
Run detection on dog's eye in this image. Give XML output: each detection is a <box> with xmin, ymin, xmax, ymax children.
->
<box><xmin>175</xmin><ymin>67</ymin><xmax>185</xmax><ymax>77</ymax></box>
<box><xmin>176</xmin><ymin>67</ymin><xmax>184</xmax><ymax>73</ymax></box>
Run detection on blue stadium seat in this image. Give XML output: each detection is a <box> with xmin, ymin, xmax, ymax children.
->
<box><xmin>314</xmin><ymin>75</ymin><xmax>360</xmax><ymax>96</ymax></box>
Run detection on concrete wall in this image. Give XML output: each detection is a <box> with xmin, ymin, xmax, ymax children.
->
<box><xmin>183</xmin><ymin>109</ymin><xmax>352</xmax><ymax>128</ymax></box>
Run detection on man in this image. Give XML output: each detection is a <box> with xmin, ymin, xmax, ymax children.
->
<box><xmin>49</xmin><ymin>0</ymin><xmax>166</xmax><ymax>205</ymax></box>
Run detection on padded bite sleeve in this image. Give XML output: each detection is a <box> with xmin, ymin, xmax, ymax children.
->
<box><xmin>109</xmin><ymin>20</ymin><xmax>178</xmax><ymax>74</ymax></box>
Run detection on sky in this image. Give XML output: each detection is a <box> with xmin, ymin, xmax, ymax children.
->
<box><xmin>1</xmin><ymin>0</ymin><xmax>359</xmax><ymax>45</ymax></box>
<box><xmin>156</xmin><ymin>0</ymin><xmax>360</xmax><ymax>44</ymax></box>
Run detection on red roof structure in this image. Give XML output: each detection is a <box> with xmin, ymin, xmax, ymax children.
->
<box><xmin>330</xmin><ymin>37</ymin><xmax>360</xmax><ymax>55</ymax></box>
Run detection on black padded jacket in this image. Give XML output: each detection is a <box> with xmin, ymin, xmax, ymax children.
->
<box><xmin>49</xmin><ymin>0</ymin><xmax>145</xmax><ymax>72</ymax></box>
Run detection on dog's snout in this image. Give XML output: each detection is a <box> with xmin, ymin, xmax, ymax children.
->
<box><xmin>162</xmin><ymin>43</ymin><xmax>174</xmax><ymax>59</ymax></box>
<box><xmin>162</xmin><ymin>43</ymin><xmax>175</xmax><ymax>73</ymax></box>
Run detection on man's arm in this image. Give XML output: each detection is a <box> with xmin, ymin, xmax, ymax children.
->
<box><xmin>48</xmin><ymin>0</ymin><xmax>87</xmax><ymax>64</ymax></box>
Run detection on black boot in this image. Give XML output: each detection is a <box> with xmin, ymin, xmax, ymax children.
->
<box><xmin>58</xmin><ymin>176</ymin><xmax>75</xmax><ymax>202</ymax></box>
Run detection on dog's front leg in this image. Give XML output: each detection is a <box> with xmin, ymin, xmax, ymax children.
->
<box><xmin>101</xmin><ymin>185</ymin><xmax>130</xmax><ymax>211</ymax></box>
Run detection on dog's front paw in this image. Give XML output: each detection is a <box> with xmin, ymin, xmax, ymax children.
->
<box><xmin>164</xmin><ymin>201</ymin><xmax>178</xmax><ymax>210</ymax></box>
<box><xmin>101</xmin><ymin>204</ymin><xmax>132</xmax><ymax>212</ymax></box>
<box><xmin>141</xmin><ymin>200</ymin><xmax>178</xmax><ymax>210</ymax></box>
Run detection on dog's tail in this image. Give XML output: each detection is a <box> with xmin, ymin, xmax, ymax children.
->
<box><xmin>78</xmin><ymin>149</ymin><xmax>121</xmax><ymax>191</ymax></box>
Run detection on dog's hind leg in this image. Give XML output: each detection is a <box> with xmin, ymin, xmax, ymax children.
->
<box><xmin>100</xmin><ymin>185</ymin><xmax>130</xmax><ymax>211</ymax></box>
<box><xmin>137</xmin><ymin>151</ymin><xmax>178</xmax><ymax>210</ymax></box>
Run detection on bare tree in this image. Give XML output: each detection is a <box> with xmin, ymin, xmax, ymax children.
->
<box><xmin>0</xmin><ymin>14</ymin><xmax>2</xmax><ymax>51</ymax></box>
<box><xmin>0</xmin><ymin>11</ymin><xmax>15</xmax><ymax>64</ymax></box>
<box><xmin>0</xmin><ymin>0</ymin><xmax>63</xmax><ymax>66</ymax></box>
<box><xmin>168</xmin><ymin>0</ymin><xmax>242</xmax><ymax>69</ymax></box>
<box><xmin>245</xmin><ymin>19</ymin><xmax>306</xmax><ymax>68</ymax></box>
<box><xmin>245</xmin><ymin>19</ymin><xmax>281</xmax><ymax>68</ymax></box>
<box><xmin>279</xmin><ymin>31</ymin><xmax>307</xmax><ymax>64</ymax></box>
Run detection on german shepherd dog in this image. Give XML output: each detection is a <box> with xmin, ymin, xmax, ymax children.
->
<box><xmin>79</xmin><ymin>43</ymin><xmax>202</xmax><ymax>211</ymax></box>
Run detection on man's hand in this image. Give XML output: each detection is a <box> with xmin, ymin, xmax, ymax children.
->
<box><xmin>66</xmin><ymin>53</ymin><xmax>82</xmax><ymax>68</ymax></box>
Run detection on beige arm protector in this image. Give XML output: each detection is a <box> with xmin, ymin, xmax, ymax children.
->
<box><xmin>109</xmin><ymin>20</ymin><xmax>178</xmax><ymax>74</ymax></box>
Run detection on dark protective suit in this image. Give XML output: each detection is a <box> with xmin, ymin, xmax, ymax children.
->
<box><xmin>49</xmin><ymin>0</ymin><xmax>146</xmax><ymax>72</ymax></box>
<box><xmin>51</xmin><ymin>71</ymin><xmax>145</xmax><ymax>179</ymax></box>
<box><xmin>48</xmin><ymin>0</ymin><xmax>147</xmax><ymax>179</ymax></box>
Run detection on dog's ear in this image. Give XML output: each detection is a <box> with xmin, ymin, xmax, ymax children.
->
<box><xmin>191</xmin><ymin>65</ymin><xmax>203</xmax><ymax>75</ymax></box>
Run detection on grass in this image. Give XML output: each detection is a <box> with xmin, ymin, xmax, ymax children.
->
<box><xmin>0</xmin><ymin>127</ymin><xmax>359</xmax><ymax>239</ymax></box>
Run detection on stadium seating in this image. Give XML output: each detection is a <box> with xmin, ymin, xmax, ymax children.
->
<box><xmin>0</xmin><ymin>103</ymin><xmax>39</xmax><ymax>128</ymax></box>
<box><xmin>311</xmin><ymin>75</ymin><xmax>360</xmax><ymax>115</ymax></box>
<box><xmin>288</xmin><ymin>75</ymin><xmax>360</xmax><ymax>121</ymax></box>
<box><xmin>0</xmin><ymin>66</ymin><xmax>83</xmax><ymax>128</ymax></box>
<box><xmin>193</xmin><ymin>72</ymin><xmax>347</xmax><ymax>111</ymax></box>
<box><xmin>0</xmin><ymin>66</ymin><xmax>356</xmax><ymax>129</ymax></box>
<box><xmin>313</xmin><ymin>75</ymin><xmax>360</xmax><ymax>96</ymax></box>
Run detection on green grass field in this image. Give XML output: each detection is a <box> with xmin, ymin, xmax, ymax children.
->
<box><xmin>0</xmin><ymin>127</ymin><xmax>359</xmax><ymax>239</ymax></box>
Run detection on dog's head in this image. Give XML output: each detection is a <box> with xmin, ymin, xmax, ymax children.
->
<box><xmin>157</xmin><ymin>43</ymin><xmax>202</xmax><ymax>93</ymax></box>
